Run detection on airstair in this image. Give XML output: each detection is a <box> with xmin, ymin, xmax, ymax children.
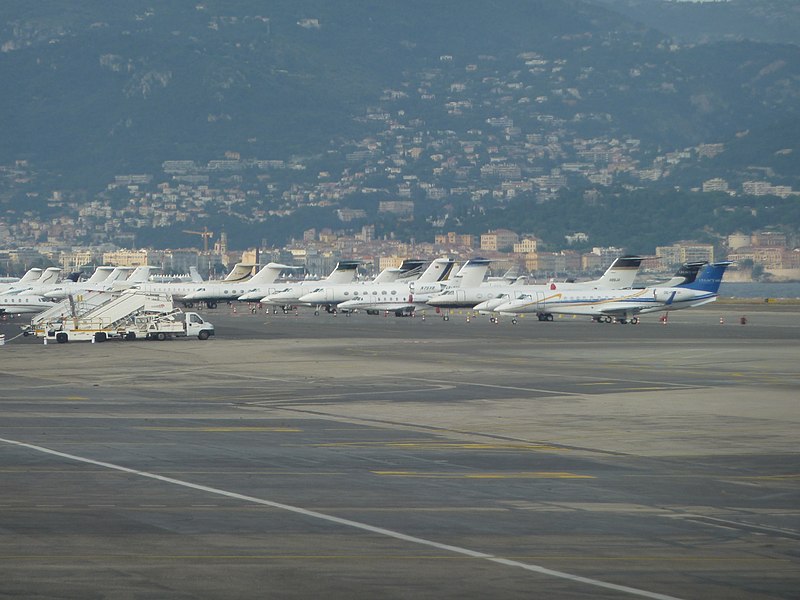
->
<box><xmin>31</xmin><ymin>290</ymin><xmax>175</xmax><ymax>339</ymax></box>
<box><xmin>70</xmin><ymin>290</ymin><xmax>174</xmax><ymax>330</ymax></box>
<box><xmin>31</xmin><ymin>291</ymin><xmax>109</xmax><ymax>327</ymax></box>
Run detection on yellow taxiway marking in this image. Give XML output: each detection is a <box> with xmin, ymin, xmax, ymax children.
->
<box><xmin>736</xmin><ymin>474</ymin><xmax>800</xmax><ymax>481</ymax></box>
<box><xmin>0</xmin><ymin>554</ymin><xmax>785</xmax><ymax>562</ymax></box>
<box><xmin>372</xmin><ymin>471</ymin><xmax>594</xmax><ymax>479</ymax></box>
<box><xmin>314</xmin><ymin>441</ymin><xmax>563</xmax><ymax>452</ymax></box>
<box><xmin>135</xmin><ymin>427</ymin><xmax>301</xmax><ymax>432</ymax></box>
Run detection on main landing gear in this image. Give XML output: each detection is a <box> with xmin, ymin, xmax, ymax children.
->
<box><xmin>592</xmin><ymin>315</ymin><xmax>640</xmax><ymax>324</ymax></box>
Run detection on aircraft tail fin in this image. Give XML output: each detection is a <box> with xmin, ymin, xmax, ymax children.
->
<box><xmin>37</xmin><ymin>267</ymin><xmax>62</xmax><ymax>285</ymax></box>
<box><xmin>105</xmin><ymin>267</ymin><xmax>133</xmax><ymax>283</ymax></box>
<box><xmin>223</xmin><ymin>263</ymin><xmax>257</xmax><ymax>282</ymax></box>
<box><xmin>417</xmin><ymin>258</ymin><xmax>456</xmax><ymax>283</ymax></box>
<box><xmin>593</xmin><ymin>255</ymin><xmax>642</xmax><ymax>288</ymax></box>
<box><xmin>86</xmin><ymin>266</ymin><xmax>115</xmax><ymax>283</ymax></box>
<box><xmin>324</xmin><ymin>260</ymin><xmax>361</xmax><ymax>284</ymax></box>
<box><xmin>682</xmin><ymin>262</ymin><xmax>732</xmax><ymax>294</ymax></box>
<box><xmin>396</xmin><ymin>259</ymin><xmax>426</xmax><ymax>280</ymax></box>
<box><xmin>248</xmin><ymin>263</ymin><xmax>295</xmax><ymax>285</ymax></box>
<box><xmin>18</xmin><ymin>268</ymin><xmax>43</xmax><ymax>283</ymax></box>
<box><xmin>452</xmin><ymin>258</ymin><xmax>491</xmax><ymax>288</ymax></box>
<box><xmin>373</xmin><ymin>259</ymin><xmax>425</xmax><ymax>283</ymax></box>
<box><xmin>189</xmin><ymin>266</ymin><xmax>204</xmax><ymax>283</ymax></box>
<box><xmin>669</xmin><ymin>261</ymin><xmax>707</xmax><ymax>287</ymax></box>
<box><xmin>126</xmin><ymin>266</ymin><xmax>155</xmax><ymax>284</ymax></box>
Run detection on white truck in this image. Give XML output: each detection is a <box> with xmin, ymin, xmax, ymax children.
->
<box><xmin>47</xmin><ymin>309</ymin><xmax>214</xmax><ymax>343</ymax></box>
<box><xmin>123</xmin><ymin>310</ymin><xmax>214</xmax><ymax>342</ymax></box>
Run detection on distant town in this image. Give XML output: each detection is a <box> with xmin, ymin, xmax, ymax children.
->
<box><xmin>1</xmin><ymin>47</ymin><xmax>797</xmax><ymax>281</ymax></box>
<box><xmin>1</xmin><ymin>223</ymin><xmax>796</xmax><ymax>284</ymax></box>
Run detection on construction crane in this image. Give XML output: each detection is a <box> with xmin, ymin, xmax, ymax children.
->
<box><xmin>183</xmin><ymin>227</ymin><xmax>214</xmax><ymax>253</ymax></box>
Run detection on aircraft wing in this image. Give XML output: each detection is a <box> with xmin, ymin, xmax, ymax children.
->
<box><xmin>356</xmin><ymin>302</ymin><xmax>415</xmax><ymax>312</ymax></box>
<box><xmin>593</xmin><ymin>304</ymin><xmax>647</xmax><ymax>317</ymax></box>
<box><xmin>338</xmin><ymin>300</ymin><xmax>416</xmax><ymax>312</ymax></box>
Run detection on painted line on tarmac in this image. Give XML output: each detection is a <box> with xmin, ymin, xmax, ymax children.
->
<box><xmin>372</xmin><ymin>471</ymin><xmax>594</xmax><ymax>479</ymax></box>
<box><xmin>0</xmin><ymin>436</ymin><xmax>684</xmax><ymax>600</ymax></box>
<box><xmin>134</xmin><ymin>426</ymin><xmax>302</xmax><ymax>432</ymax></box>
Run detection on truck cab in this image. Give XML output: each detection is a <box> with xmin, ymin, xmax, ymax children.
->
<box><xmin>185</xmin><ymin>312</ymin><xmax>214</xmax><ymax>340</ymax></box>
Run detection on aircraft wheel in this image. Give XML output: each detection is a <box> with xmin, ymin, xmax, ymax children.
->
<box><xmin>207</xmin><ymin>301</ymin><xmax>217</xmax><ymax>309</ymax></box>
<box><xmin>314</xmin><ymin>310</ymin><xmax>320</xmax><ymax>316</ymax></box>
<box><xmin>632</xmin><ymin>317</ymin><xmax>640</xmax><ymax>324</ymax></box>
<box><xmin>512</xmin><ymin>318</ymin><xmax>518</xmax><ymax>325</ymax></box>
<box><xmin>443</xmin><ymin>315</ymin><xmax>450</xmax><ymax>321</ymax></box>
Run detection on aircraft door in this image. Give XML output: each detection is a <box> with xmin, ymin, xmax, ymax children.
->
<box><xmin>536</xmin><ymin>292</ymin><xmax>546</xmax><ymax>311</ymax></box>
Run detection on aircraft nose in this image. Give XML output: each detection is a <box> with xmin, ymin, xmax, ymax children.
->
<box><xmin>494</xmin><ymin>302</ymin><xmax>516</xmax><ymax>313</ymax></box>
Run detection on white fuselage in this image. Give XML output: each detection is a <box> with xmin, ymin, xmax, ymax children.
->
<box><xmin>0</xmin><ymin>295</ymin><xmax>59</xmax><ymax>315</ymax></box>
<box><xmin>494</xmin><ymin>286</ymin><xmax>716</xmax><ymax>319</ymax></box>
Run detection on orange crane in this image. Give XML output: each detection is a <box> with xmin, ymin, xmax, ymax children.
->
<box><xmin>183</xmin><ymin>227</ymin><xmax>214</xmax><ymax>253</ymax></box>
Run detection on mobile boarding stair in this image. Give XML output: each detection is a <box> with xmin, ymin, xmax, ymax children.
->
<box><xmin>35</xmin><ymin>289</ymin><xmax>175</xmax><ymax>343</ymax></box>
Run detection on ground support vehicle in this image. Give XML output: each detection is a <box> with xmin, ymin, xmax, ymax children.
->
<box><xmin>31</xmin><ymin>290</ymin><xmax>214</xmax><ymax>343</ymax></box>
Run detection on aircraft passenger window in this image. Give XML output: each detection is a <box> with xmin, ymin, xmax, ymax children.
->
<box><xmin>382</xmin><ymin>291</ymin><xmax>387</xmax><ymax>295</ymax></box>
<box><xmin>344</xmin><ymin>292</ymin><xmax>349</xmax><ymax>296</ymax></box>
<box><xmin>477</xmin><ymin>294</ymin><xmax>483</xmax><ymax>299</ymax></box>
<box><xmin>372</xmin><ymin>291</ymin><xmax>378</xmax><ymax>295</ymax></box>
<box><xmin>391</xmin><ymin>290</ymin><xmax>397</xmax><ymax>295</ymax></box>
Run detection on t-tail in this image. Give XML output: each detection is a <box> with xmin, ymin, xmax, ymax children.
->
<box><xmin>223</xmin><ymin>263</ymin><xmax>258</xmax><ymax>282</ymax></box>
<box><xmin>189</xmin><ymin>266</ymin><xmax>204</xmax><ymax>283</ymax></box>
<box><xmin>592</xmin><ymin>255</ymin><xmax>642</xmax><ymax>288</ymax></box>
<box><xmin>665</xmin><ymin>261</ymin><xmax>706</xmax><ymax>287</ymax></box>
<box><xmin>417</xmin><ymin>258</ymin><xmax>456</xmax><ymax>283</ymax></box>
<box><xmin>17</xmin><ymin>268</ymin><xmax>43</xmax><ymax>283</ymax></box>
<box><xmin>248</xmin><ymin>263</ymin><xmax>296</xmax><ymax>285</ymax></box>
<box><xmin>450</xmin><ymin>258</ymin><xmax>491</xmax><ymax>288</ymax></box>
<box><xmin>324</xmin><ymin>260</ymin><xmax>361</xmax><ymax>284</ymax></box>
<box><xmin>681</xmin><ymin>262</ymin><xmax>732</xmax><ymax>294</ymax></box>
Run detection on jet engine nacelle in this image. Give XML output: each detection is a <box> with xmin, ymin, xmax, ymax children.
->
<box><xmin>653</xmin><ymin>288</ymin><xmax>698</xmax><ymax>304</ymax></box>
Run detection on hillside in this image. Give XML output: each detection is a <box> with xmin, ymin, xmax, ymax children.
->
<box><xmin>1</xmin><ymin>1</ymin><xmax>797</xmax><ymax>185</ymax></box>
<box><xmin>594</xmin><ymin>0</ymin><xmax>800</xmax><ymax>46</ymax></box>
<box><xmin>1</xmin><ymin>1</ymin><xmax>799</xmax><ymax>252</ymax></box>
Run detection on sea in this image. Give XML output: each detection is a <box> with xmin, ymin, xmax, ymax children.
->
<box><xmin>719</xmin><ymin>282</ymin><xmax>800</xmax><ymax>299</ymax></box>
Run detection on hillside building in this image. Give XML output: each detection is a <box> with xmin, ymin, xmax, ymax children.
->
<box><xmin>655</xmin><ymin>242</ymin><xmax>714</xmax><ymax>267</ymax></box>
<box><xmin>480</xmin><ymin>229</ymin><xmax>519</xmax><ymax>251</ymax></box>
